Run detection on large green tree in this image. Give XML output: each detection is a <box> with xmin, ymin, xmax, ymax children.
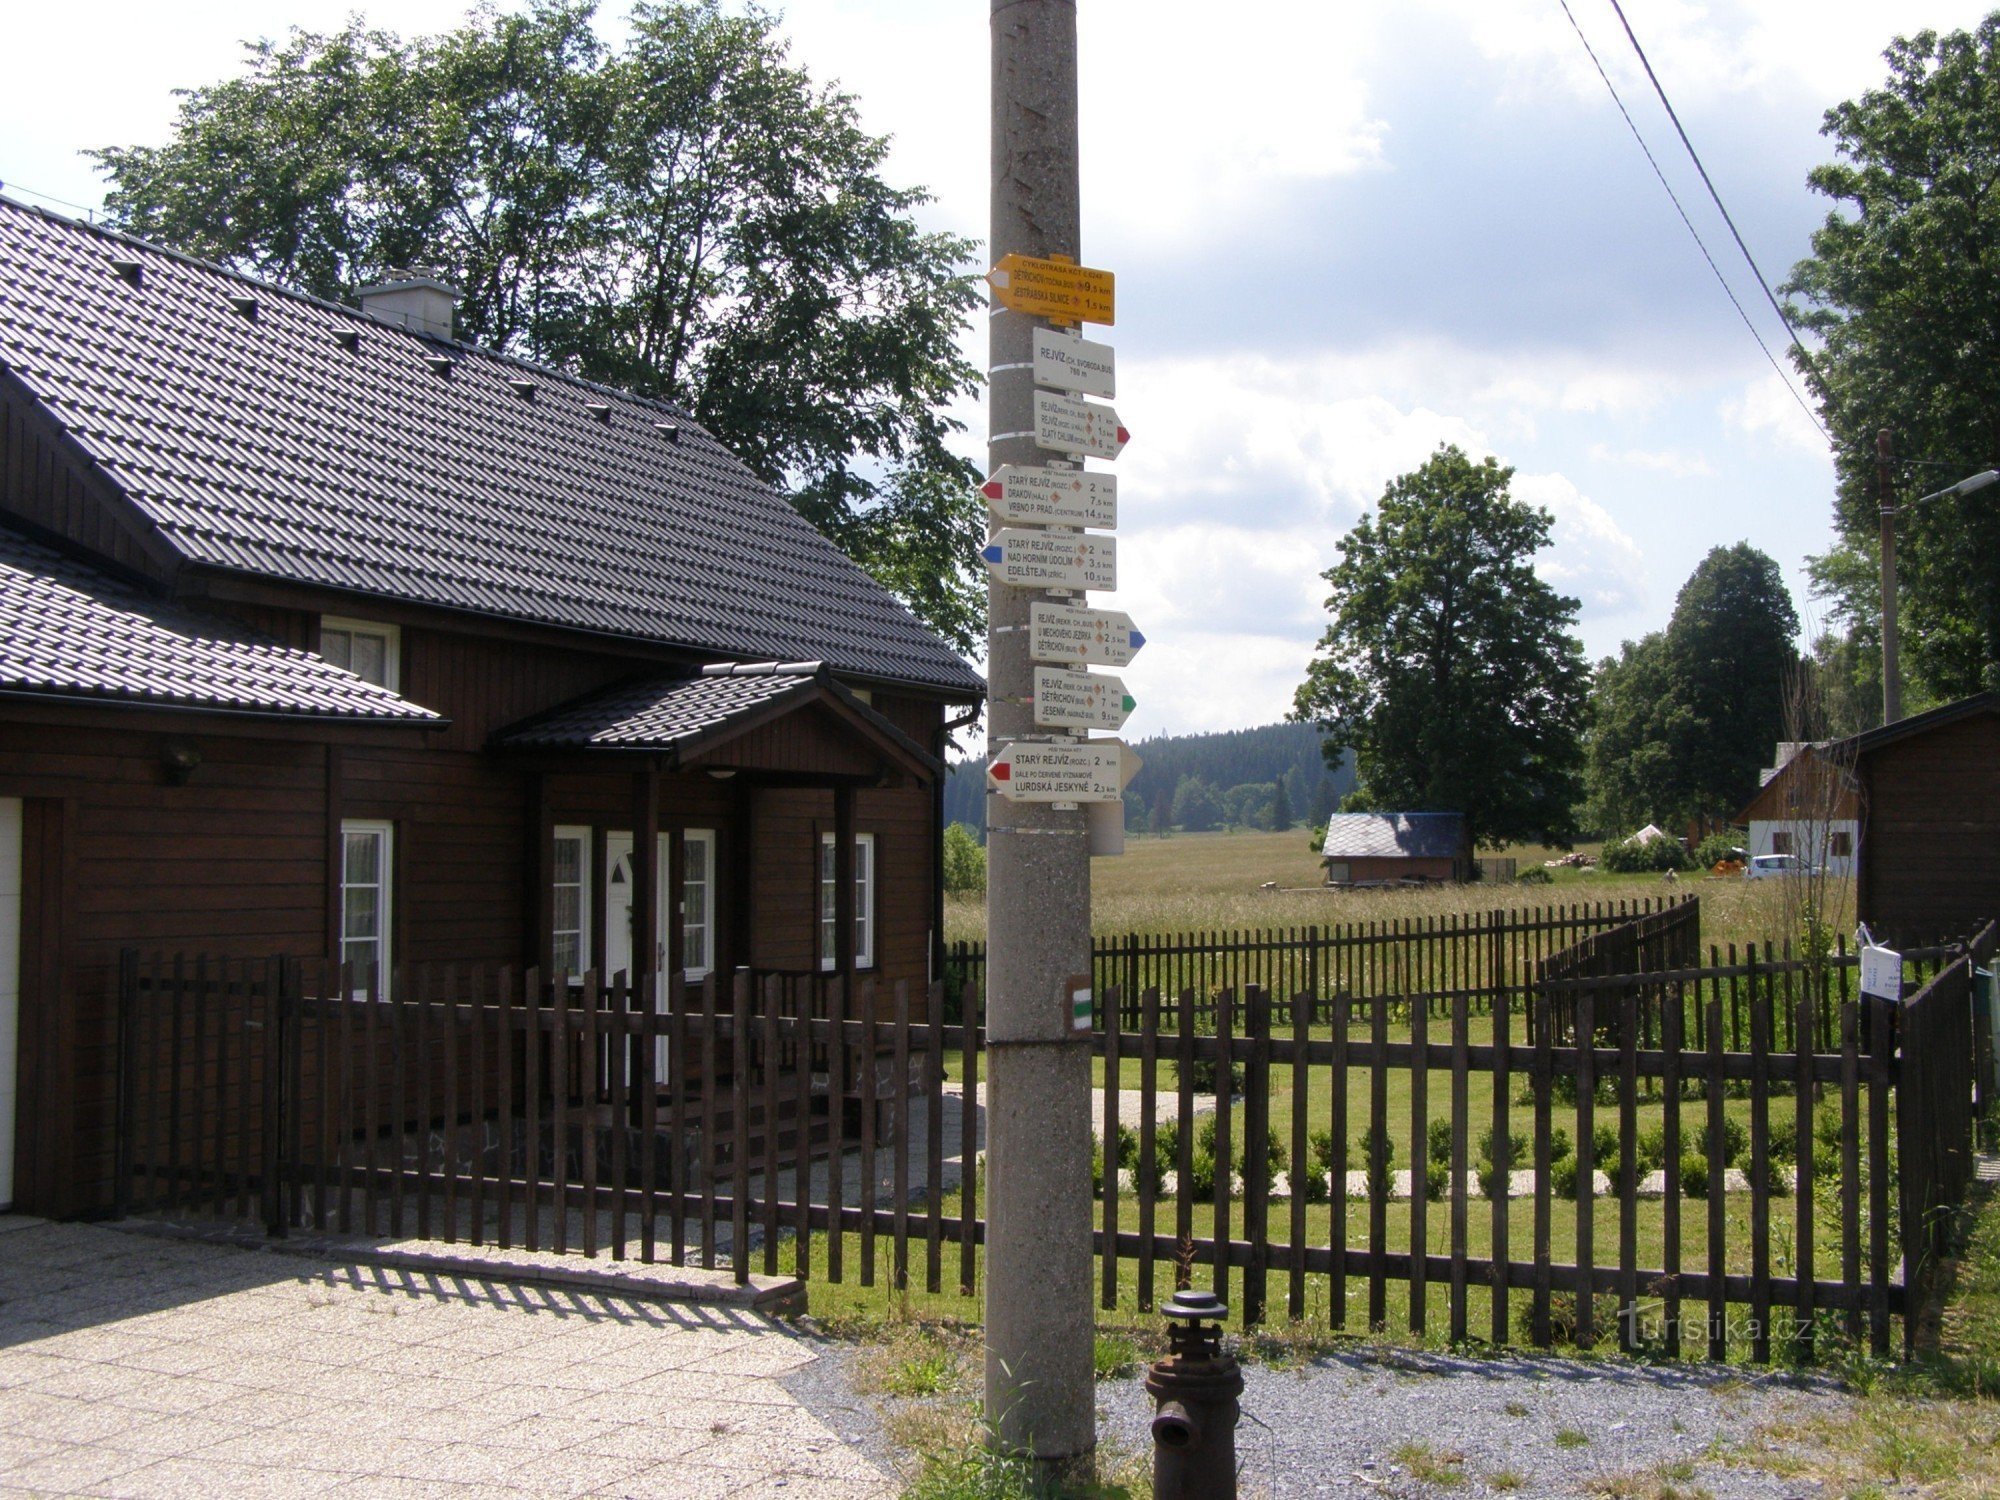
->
<box><xmin>1291</xmin><ymin>445</ymin><xmax>1590</xmax><ymax>849</ymax></box>
<box><xmin>1583</xmin><ymin>544</ymin><xmax>1799</xmax><ymax>831</ymax></box>
<box><xmin>1784</xmin><ymin>16</ymin><xmax>2000</xmax><ymax>702</ymax></box>
<box><xmin>89</xmin><ymin>0</ymin><xmax>986</xmax><ymax>651</ymax></box>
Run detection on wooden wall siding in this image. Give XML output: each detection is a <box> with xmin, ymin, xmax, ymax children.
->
<box><xmin>1861</xmin><ymin>713</ymin><xmax>2000</xmax><ymax>938</ymax></box>
<box><xmin>872</xmin><ymin>693</ymin><xmax>947</xmax><ymax>749</ymax></box>
<box><xmin>543</xmin><ymin>770</ymin><xmax>736</xmax><ymax>828</ymax></box>
<box><xmin>401</xmin><ymin>627</ymin><xmax>634</xmax><ymax>752</ymax></box>
<box><xmin>340</xmin><ymin>747</ymin><xmax>526</xmax><ymax>970</ymax></box>
<box><xmin>220</xmin><ymin>604</ymin><xmax>316</xmax><ymax>652</ymax></box>
<box><xmin>0</xmin><ymin>385</ymin><xmax>173</xmax><ymax>584</ymax></box>
<box><xmin>14</xmin><ymin>799</ymin><xmax>71</xmax><ymax>1215</ymax></box>
<box><xmin>704</xmin><ymin>706</ymin><xmax>884</xmax><ymax>778</ymax></box>
<box><xmin>1333</xmin><ymin>857</ymin><xmax>1460</xmax><ymax>883</ymax></box>
<box><xmin>748</xmin><ymin>785</ymin><xmax>934</xmax><ymax>996</ymax></box>
<box><xmin>0</xmin><ymin>724</ymin><xmax>329</xmax><ymax>1212</ymax></box>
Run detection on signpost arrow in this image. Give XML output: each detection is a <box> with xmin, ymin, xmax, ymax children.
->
<box><xmin>987</xmin><ymin>740</ymin><xmax>1125</xmax><ymax>802</ymax></box>
<box><xmin>1033</xmin><ymin>390</ymin><xmax>1128</xmax><ymax>460</ymax></box>
<box><xmin>980</xmin><ymin>530</ymin><xmax>1116</xmax><ymax>591</ymax></box>
<box><xmin>1033</xmin><ymin>327</ymin><xmax>1115</xmax><ymax>399</ymax></box>
<box><xmin>981</xmin><ymin>467</ymin><xmax>1117</xmax><ymax>529</ymax></box>
<box><xmin>1029</xmin><ymin>602</ymin><xmax>1146</xmax><ymax>667</ymax></box>
<box><xmin>1032</xmin><ymin>667</ymin><xmax>1135</xmax><ymax>731</ymax></box>
<box><xmin>986</xmin><ymin>253</ymin><xmax>1115</xmax><ymax>326</ymax></box>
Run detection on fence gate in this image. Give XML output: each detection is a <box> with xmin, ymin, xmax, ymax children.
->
<box><xmin>116</xmin><ymin>953</ymin><xmax>288</xmax><ymax>1231</ymax></box>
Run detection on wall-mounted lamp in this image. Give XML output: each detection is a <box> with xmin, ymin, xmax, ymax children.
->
<box><xmin>160</xmin><ymin>741</ymin><xmax>203</xmax><ymax>785</ymax></box>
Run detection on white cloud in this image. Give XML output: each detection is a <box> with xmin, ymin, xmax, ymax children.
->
<box><xmin>1587</xmin><ymin>441</ymin><xmax>1715</xmax><ymax>477</ymax></box>
<box><xmin>1078</xmin><ymin>5</ymin><xmax>1391</xmax><ymax>247</ymax></box>
<box><xmin>1512</xmin><ymin>472</ymin><xmax>1650</xmax><ymax>614</ymax></box>
<box><xmin>1721</xmin><ymin>371</ymin><xmax>1831</xmax><ymax>455</ymax></box>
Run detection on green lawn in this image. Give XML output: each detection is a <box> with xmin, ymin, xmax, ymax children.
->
<box><xmin>946</xmin><ymin>826</ymin><xmax>1816</xmax><ymax>951</ymax></box>
<box><xmin>792</xmin><ymin>1167</ymin><xmax>1854</xmax><ymax>1366</ymax></box>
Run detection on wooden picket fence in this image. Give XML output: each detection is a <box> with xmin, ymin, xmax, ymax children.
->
<box><xmin>944</xmin><ymin>896</ymin><xmax>1697</xmax><ymax>1026</ymax></box>
<box><xmin>115</xmin><ymin>907</ymin><xmax>1996</xmax><ymax>1362</ymax></box>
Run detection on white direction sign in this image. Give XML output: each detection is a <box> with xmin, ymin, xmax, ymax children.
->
<box><xmin>981</xmin><ymin>467</ymin><xmax>1117</xmax><ymax>529</ymax></box>
<box><xmin>988</xmin><ymin>741</ymin><xmax>1126</xmax><ymax>803</ymax></box>
<box><xmin>981</xmin><ymin>529</ymin><xmax>1116</xmax><ymax>591</ymax></box>
<box><xmin>1030</xmin><ymin>602</ymin><xmax>1146</xmax><ymax>668</ymax></box>
<box><xmin>1033</xmin><ymin>390</ymin><xmax>1128</xmax><ymax>460</ymax></box>
<box><xmin>1033</xmin><ymin>668</ymin><xmax>1134</xmax><ymax>731</ymax></box>
<box><xmin>1033</xmin><ymin>327</ymin><xmax>1116</xmax><ymax>399</ymax></box>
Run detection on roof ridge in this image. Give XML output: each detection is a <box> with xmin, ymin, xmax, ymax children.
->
<box><xmin>0</xmin><ymin>191</ymin><xmax>696</xmax><ymax>421</ymax></box>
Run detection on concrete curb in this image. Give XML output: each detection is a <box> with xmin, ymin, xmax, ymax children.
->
<box><xmin>107</xmin><ymin>1218</ymin><xmax>807</xmax><ymax>1315</ymax></box>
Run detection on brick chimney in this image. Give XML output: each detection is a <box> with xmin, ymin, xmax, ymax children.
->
<box><xmin>355</xmin><ymin>270</ymin><xmax>460</xmax><ymax>339</ymax></box>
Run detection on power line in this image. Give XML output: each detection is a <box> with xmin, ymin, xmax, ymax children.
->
<box><xmin>0</xmin><ymin>177</ymin><xmax>99</xmax><ymax>219</ymax></box>
<box><xmin>1603</xmin><ymin>0</ymin><xmax>1835</xmax><ymax>397</ymax></box>
<box><xmin>1553</xmin><ymin>0</ymin><xmax>1830</xmax><ymax>444</ymax></box>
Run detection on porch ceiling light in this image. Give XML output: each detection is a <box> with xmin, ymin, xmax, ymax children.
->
<box><xmin>705</xmin><ymin>766</ymin><xmax>738</xmax><ymax>780</ymax></box>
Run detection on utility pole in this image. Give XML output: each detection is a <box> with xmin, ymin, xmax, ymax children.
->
<box><xmin>985</xmin><ymin>0</ymin><xmax>1096</xmax><ymax>1476</ymax></box>
<box><xmin>1877</xmin><ymin>427</ymin><xmax>1899</xmax><ymax>725</ymax></box>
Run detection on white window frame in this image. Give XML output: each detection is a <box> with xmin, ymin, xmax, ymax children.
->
<box><xmin>340</xmin><ymin>819</ymin><xmax>394</xmax><ymax>995</ymax></box>
<box><xmin>320</xmin><ymin>615</ymin><xmax>402</xmax><ymax>691</ymax></box>
<box><xmin>551</xmin><ymin>824</ymin><xmax>592</xmax><ymax>978</ymax></box>
<box><xmin>682</xmin><ymin>829</ymin><xmax>716</xmax><ymax>979</ymax></box>
<box><xmin>820</xmin><ymin>831</ymin><xmax>877</xmax><ymax>971</ymax></box>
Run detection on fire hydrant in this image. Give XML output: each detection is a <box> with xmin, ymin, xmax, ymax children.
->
<box><xmin>1146</xmin><ymin>1289</ymin><xmax>1243</xmax><ymax>1500</ymax></box>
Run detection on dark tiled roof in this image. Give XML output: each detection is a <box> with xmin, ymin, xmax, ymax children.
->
<box><xmin>0</xmin><ymin>525</ymin><xmax>441</xmax><ymax>723</ymax></box>
<box><xmin>1319</xmin><ymin>812</ymin><xmax>1466</xmax><ymax>861</ymax></box>
<box><xmin>0</xmin><ymin>198</ymin><xmax>984</xmax><ymax>697</ymax></box>
<box><xmin>495</xmin><ymin>660</ymin><xmax>934</xmax><ymax>773</ymax></box>
<box><xmin>498</xmin><ymin>662</ymin><xmax>823</xmax><ymax>751</ymax></box>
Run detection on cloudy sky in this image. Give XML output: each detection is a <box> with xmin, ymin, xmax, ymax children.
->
<box><xmin>4</xmin><ymin>1</ymin><xmax>1990</xmax><ymax>738</ymax></box>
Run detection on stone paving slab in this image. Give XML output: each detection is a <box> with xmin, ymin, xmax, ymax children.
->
<box><xmin>0</xmin><ymin>1215</ymin><xmax>893</xmax><ymax>1498</ymax></box>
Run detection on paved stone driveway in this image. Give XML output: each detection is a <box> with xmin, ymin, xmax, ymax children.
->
<box><xmin>0</xmin><ymin>1216</ymin><xmax>893</xmax><ymax>1498</ymax></box>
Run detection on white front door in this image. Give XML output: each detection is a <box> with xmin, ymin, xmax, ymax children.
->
<box><xmin>603</xmin><ymin>832</ymin><xmax>672</xmax><ymax>984</ymax></box>
<box><xmin>604</xmin><ymin>832</ymin><xmax>672</xmax><ymax>1083</ymax></box>
<box><xmin>0</xmin><ymin>799</ymin><xmax>21</xmax><ymax>1209</ymax></box>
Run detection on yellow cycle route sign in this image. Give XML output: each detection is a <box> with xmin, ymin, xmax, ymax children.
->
<box><xmin>986</xmin><ymin>253</ymin><xmax>1115</xmax><ymax>326</ymax></box>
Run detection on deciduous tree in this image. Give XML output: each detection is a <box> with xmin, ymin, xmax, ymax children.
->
<box><xmin>1583</xmin><ymin>544</ymin><xmax>1799</xmax><ymax>830</ymax></box>
<box><xmin>91</xmin><ymin>0</ymin><xmax>986</xmax><ymax>650</ymax></box>
<box><xmin>1784</xmin><ymin>17</ymin><xmax>2000</xmax><ymax>700</ymax></box>
<box><xmin>1292</xmin><ymin>445</ymin><xmax>1589</xmax><ymax>849</ymax></box>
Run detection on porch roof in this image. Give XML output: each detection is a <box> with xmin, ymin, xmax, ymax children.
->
<box><xmin>489</xmin><ymin>660</ymin><xmax>937</xmax><ymax>779</ymax></box>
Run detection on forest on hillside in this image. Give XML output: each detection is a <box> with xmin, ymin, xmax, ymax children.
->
<box><xmin>943</xmin><ymin>720</ymin><xmax>1353</xmax><ymax>839</ymax></box>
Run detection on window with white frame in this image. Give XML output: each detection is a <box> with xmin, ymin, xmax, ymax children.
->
<box><xmin>341</xmin><ymin>820</ymin><xmax>393</xmax><ymax>990</ymax></box>
<box><xmin>820</xmin><ymin>831</ymin><xmax>876</xmax><ymax>970</ymax></box>
<box><xmin>551</xmin><ymin>825</ymin><xmax>592</xmax><ymax>977</ymax></box>
<box><xmin>320</xmin><ymin>616</ymin><xmax>401</xmax><ymax>690</ymax></box>
<box><xmin>683</xmin><ymin>830</ymin><xmax>715</xmax><ymax>977</ymax></box>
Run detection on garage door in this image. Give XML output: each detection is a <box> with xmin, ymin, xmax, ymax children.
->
<box><xmin>0</xmin><ymin>798</ymin><xmax>18</xmax><ymax>1209</ymax></box>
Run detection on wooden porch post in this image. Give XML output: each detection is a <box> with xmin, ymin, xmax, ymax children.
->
<box><xmin>631</xmin><ymin>767</ymin><xmax>659</xmax><ymax>988</ymax></box>
<box><xmin>834</xmin><ymin>783</ymin><xmax>856</xmax><ymax>986</ymax></box>
<box><xmin>528</xmin><ymin>771</ymin><xmax>553</xmax><ymax>972</ymax></box>
<box><xmin>666</xmin><ymin>798</ymin><xmax>687</xmax><ymax>985</ymax></box>
<box><xmin>729</xmin><ymin>782</ymin><xmax>754</xmax><ymax>974</ymax></box>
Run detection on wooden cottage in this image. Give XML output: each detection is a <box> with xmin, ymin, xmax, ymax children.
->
<box><xmin>0</xmin><ymin>199</ymin><xmax>982</xmax><ymax>1218</ymax></box>
<box><xmin>1734</xmin><ymin>743</ymin><xmax>1861</xmax><ymax>878</ymax></box>
<box><xmin>1319</xmin><ymin>812</ymin><xmax>1471</xmax><ymax>886</ymax></box>
<box><xmin>1841</xmin><ymin>693</ymin><xmax>2000</xmax><ymax>943</ymax></box>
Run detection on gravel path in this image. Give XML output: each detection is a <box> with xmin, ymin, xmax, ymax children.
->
<box><xmin>793</xmin><ymin>1334</ymin><xmax>1855</xmax><ymax>1499</ymax></box>
<box><xmin>1096</xmin><ymin>1346</ymin><xmax>1848</xmax><ymax>1497</ymax></box>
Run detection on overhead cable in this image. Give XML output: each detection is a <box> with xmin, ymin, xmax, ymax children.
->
<box><xmin>1554</xmin><ymin>0</ymin><xmax>1831</xmax><ymax>443</ymax></box>
<box><xmin>1603</xmin><ymin>0</ymin><xmax>1836</xmax><ymax>400</ymax></box>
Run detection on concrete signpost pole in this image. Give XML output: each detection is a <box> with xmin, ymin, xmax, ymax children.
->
<box><xmin>985</xmin><ymin>0</ymin><xmax>1096</xmax><ymax>1476</ymax></box>
<box><xmin>1877</xmin><ymin>427</ymin><xmax>1900</xmax><ymax>725</ymax></box>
